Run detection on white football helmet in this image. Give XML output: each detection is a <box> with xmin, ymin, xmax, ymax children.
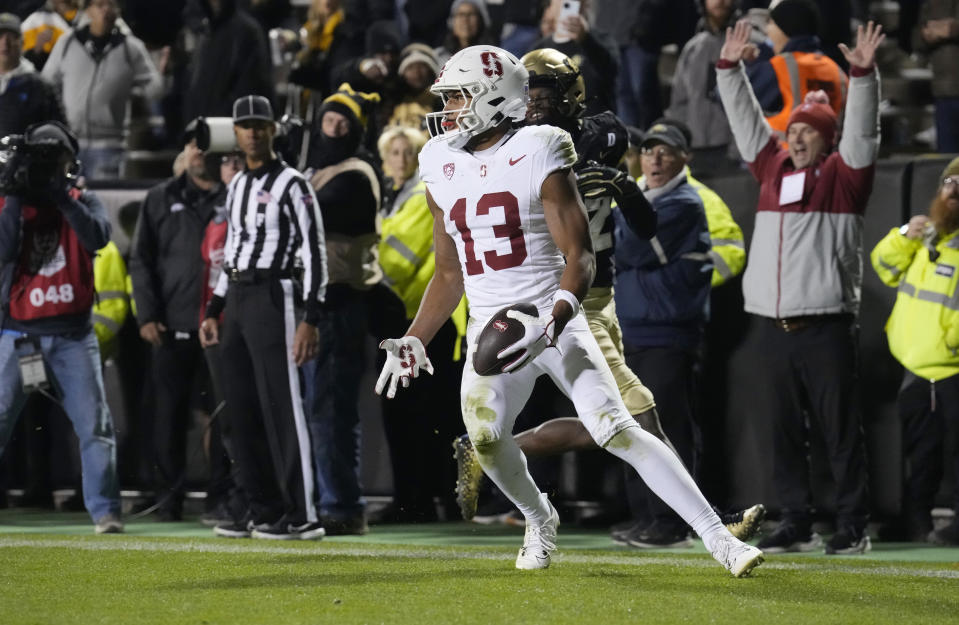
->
<box><xmin>427</xmin><ymin>45</ymin><xmax>529</xmax><ymax>150</ymax></box>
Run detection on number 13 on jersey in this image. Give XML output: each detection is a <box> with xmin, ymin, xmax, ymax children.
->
<box><xmin>450</xmin><ymin>191</ymin><xmax>528</xmax><ymax>276</ymax></box>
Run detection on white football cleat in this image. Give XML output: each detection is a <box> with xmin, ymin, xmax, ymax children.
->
<box><xmin>515</xmin><ymin>497</ymin><xmax>559</xmax><ymax>570</ymax></box>
<box><xmin>711</xmin><ymin>534</ymin><xmax>764</xmax><ymax>578</ymax></box>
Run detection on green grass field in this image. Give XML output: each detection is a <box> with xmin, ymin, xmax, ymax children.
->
<box><xmin>1</xmin><ymin>511</ymin><xmax>958</xmax><ymax>625</ymax></box>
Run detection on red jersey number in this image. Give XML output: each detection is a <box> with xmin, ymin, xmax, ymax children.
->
<box><xmin>450</xmin><ymin>192</ymin><xmax>528</xmax><ymax>276</ymax></box>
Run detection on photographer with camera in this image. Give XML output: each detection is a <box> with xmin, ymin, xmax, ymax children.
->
<box><xmin>0</xmin><ymin>121</ymin><xmax>122</xmax><ymax>534</ymax></box>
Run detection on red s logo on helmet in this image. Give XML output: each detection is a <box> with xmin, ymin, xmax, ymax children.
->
<box><xmin>481</xmin><ymin>51</ymin><xmax>503</xmax><ymax>78</ymax></box>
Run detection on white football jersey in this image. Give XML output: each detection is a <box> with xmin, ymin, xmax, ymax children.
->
<box><xmin>419</xmin><ymin>125</ymin><xmax>577</xmax><ymax>321</ymax></box>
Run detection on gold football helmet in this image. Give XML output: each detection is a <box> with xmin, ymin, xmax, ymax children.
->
<box><xmin>520</xmin><ymin>48</ymin><xmax>586</xmax><ymax>120</ymax></box>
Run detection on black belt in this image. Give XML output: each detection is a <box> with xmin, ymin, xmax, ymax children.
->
<box><xmin>772</xmin><ymin>313</ymin><xmax>850</xmax><ymax>333</ymax></box>
<box><xmin>227</xmin><ymin>268</ymin><xmax>291</xmax><ymax>284</ymax></box>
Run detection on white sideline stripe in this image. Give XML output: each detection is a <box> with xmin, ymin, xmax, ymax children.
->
<box><xmin>1</xmin><ymin>537</ymin><xmax>956</xmax><ymax>579</ymax></box>
<box><xmin>281</xmin><ymin>278</ymin><xmax>317</xmax><ymax>524</ymax></box>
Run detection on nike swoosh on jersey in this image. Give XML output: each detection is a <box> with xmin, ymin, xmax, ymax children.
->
<box><xmin>509</xmin><ymin>154</ymin><xmax>527</xmax><ymax>166</ymax></box>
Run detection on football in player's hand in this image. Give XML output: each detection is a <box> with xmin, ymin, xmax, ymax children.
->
<box><xmin>473</xmin><ymin>302</ymin><xmax>538</xmax><ymax>376</ymax></box>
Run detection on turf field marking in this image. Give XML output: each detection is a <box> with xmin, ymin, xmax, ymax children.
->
<box><xmin>2</xmin><ymin>536</ymin><xmax>957</xmax><ymax>579</ymax></box>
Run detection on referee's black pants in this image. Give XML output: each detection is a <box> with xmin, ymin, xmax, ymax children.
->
<box><xmin>753</xmin><ymin>314</ymin><xmax>869</xmax><ymax>530</ymax></box>
<box><xmin>219</xmin><ymin>278</ymin><xmax>317</xmax><ymax>525</ymax></box>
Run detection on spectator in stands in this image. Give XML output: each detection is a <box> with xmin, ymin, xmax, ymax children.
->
<box><xmin>304</xmin><ymin>85</ymin><xmax>381</xmax><ymax>535</ymax></box>
<box><xmin>604</xmin><ymin>0</ymin><xmax>699</xmax><ymax>128</ymax></box>
<box><xmin>0</xmin><ymin>122</ymin><xmax>122</xmax><ymax>534</ymax></box>
<box><xmin>717</xmin><ymin>20</ymin><xmax>883</xmax><ymax>554</ymax></box>
<box><xmin>913</xmin><ymin>0</ymin><xmax>959</xmax><ymax>153</ymax></box>
<box><xmin>331</xmin><ymin>20</ymin><xmax>403</xmax><ymax>136</ymax></box>
<box><xmin>494</xmin><ymin>0</ymin><xmax>544</xmax><ymax>57</ymax></box>
<box><xmin>128</xmin><ymin>120</ymin><xmax>224</xmax><ymax>521</ymax></box>
<box><xmin>533</xmin><ymin>0</ymin><xmax>619</xmax><ymax>116</ymax></box>
<box><xmin>746</xmin><ymin>0</ymin><xmax>847</xmax><ymax>141</ymax></box>
<box><xmin>41</xmin><ymin>0</ymin><xmax>162</xmax><ymax>179</ymax></box>
<box><xmin>669</xmin><ymin>0</ymin><xmax>765</xmax><ymax>172</ymax></box>
<box><xmin>870</xmin><ymin>157</ymin><xmax>959</xmax><ymax>546</ymax></box>
<box><xmin>387</xmin><ymin>100</ymin><xmax>430</xmax><ymax>131</ymax></box>
<box><xmin>395</xmin><ymin>43</ymin><xmax>440</xmax><ymax>112</ymax></box>
<box><xmin>374</xmin><ymin>125</ymin><xmax>467</xmax><ymax>522</ymax></box>
<box><xmin>247</xmin><ymin>0</ymin><xmax>295</xmax><ymax>33</ymax></box>
<box><xmin>181</xmin><ymin>0</ymin><xmax>274</xmax><ymax>124</ymax></box>
<box><xmin>288</xmin><ymin>0</ymin><xmax>363</xmax><ymax>95</ymax></box>
<box><xmin>20</xmin><ymin>0</ymin><xmax>79</xmax><ymax>70</ymax></box>
<box><xmin>332</xmin><ymin>20</ymin><xmax>401</xmax><ymax>94</ymax></box>
<box><xmin>435</xmin><ymin>0</ymin><xmax>496</xmax><ymax>66</ymax></box>
<box><xmin>0</xmin><ymin>12</ymin><xmax>65</xmax><ymax>139</ymax></box>
<box><xmin>631</xmin><ymin>121</ymin><xmax>746</xmax><ymax>287</ymax></box>
<box><xmin>403</xmin><ymin>0</ymin><xmax>453</xmax><ymax>48</ymax></box>
<box><xmin>612</xmin><ymin>122</ymin><xmax>712</xmax><ymax>547</ymax></box>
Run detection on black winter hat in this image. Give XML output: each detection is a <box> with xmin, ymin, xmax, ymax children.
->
<box><xmin>25</xmin><ymin>121</ymin><xmax>79</xmax><ymax>158</ymax></box>
<box><xmin>366</xmin><ymin>20</ymin><xmax>403</xmax><ymax>56</ymax></box>
<box><xmin>769</xmin><ymin>0</ymin><xmax>821</xmax><ymax>38</ymax></box>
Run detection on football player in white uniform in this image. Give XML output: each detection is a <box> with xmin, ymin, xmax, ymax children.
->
<box><xmin>374</xmin><ymin>44</ymin><xmax>763</xmax><ymax>576</ymax></box>
<box><xmin>451</xmin><ymin>48</ymin><xmax>766</xmax><ymax>546</ymax></box>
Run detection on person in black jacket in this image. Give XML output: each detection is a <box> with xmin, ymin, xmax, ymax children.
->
<box><xmin>129</xmin><ymin>120</ymin><xmax>224</xmax><ymax>520</ymax></box>
<box><xmin>302</xmin><ymin>85</ymin><xmax>381</xmax><ymax>535</ymax></box>
<box><xmin>181</xmin><ymin>0</ymin><xmax>274</xmax><ymax>124</ymax></box>
<box><xmin>0</xmin><ymin>12</ymin><xmax>65</xmax><ymax>139</ymax></box>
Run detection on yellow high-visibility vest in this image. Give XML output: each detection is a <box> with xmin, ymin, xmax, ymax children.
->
<box><xmin>687</xmin><ymin>171</ymin><xmax>746</xmax><ymax>287</ymax></box>
<box><xmin>379</xmin><ymin>178</ymin><xmax>467</xmax><ymax>359</ymax></box>
<box><xmin>92</xmin><ymin>241</ymin><xmax>130</xmax><ymax>360</ymax></box>
<box><xmin>871</xmin><ymin>226</ymin><xmax>959</xmax><ymax>381</ymax></box>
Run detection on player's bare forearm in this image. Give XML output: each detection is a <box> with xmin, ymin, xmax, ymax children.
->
<box><xmin>543</xmin><ymin>169</ymin><xmax>595</xmax><ymax>334</ymax></box>
<box><xmin>406</xmin><ymin>190</ymin><xmax>465</xmax><ymax>345</ymax></box>
<box><xmin>407</xmin><ymin>266</ymin><xmax>463</xmax><ymax>345</ymax></box>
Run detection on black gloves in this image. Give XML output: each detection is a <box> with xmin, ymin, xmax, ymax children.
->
<box><xmin>576</xmin><ymin>162</ymin><xmax>640</xmax><ymax>201</ymax></box>
<box><xmin>576</xmin><ymin>162</ymin><xmax>656</xmax><ymax>239</ymax></box>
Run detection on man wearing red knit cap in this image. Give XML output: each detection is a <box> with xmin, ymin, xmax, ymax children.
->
<box><xmin>785</xmin><ymin>90</ymin><xmax>836</xmax><ymax>155</ymax></box>
<box><xmin>716</xmin><ymin>20</ymin><xmax>885</xmax><ymax>555</ymax></box>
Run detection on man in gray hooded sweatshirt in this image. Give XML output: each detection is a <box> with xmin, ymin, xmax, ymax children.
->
<box><xmin>42</xmin><ymin>0</ymin><xmax>161</xmax><ymax>179</ymax></box>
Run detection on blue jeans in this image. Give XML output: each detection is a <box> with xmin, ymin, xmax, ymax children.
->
<box><xmin>0</xmin><ymin>329</ymin><xmax>120</xmax><ymax>521</ymax></box>
<box><xmin>78</xmin><ymin>147</ymin><xmax>124</xmax><ymax>180</ymax></box>
<box><xmin>616</xmin><ymin>44</ymin><xmax>663</xmax><ymax>129</ymax></box>
<box><xmin>935</xmin><ymin>98</ymin><xmax>959</xmax><ymax>154</ymax></box>
<box><xmin>302</xmin><ymin>288</ymin><xmax>367</xmax><ymax>519</ymax></box>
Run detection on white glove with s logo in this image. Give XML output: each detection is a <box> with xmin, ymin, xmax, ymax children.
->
<box><xmin>497</xmin><ymin>310</ymin><xmax>558</xmax><ymax>373</ymax></box>
<box><xmin>375</xmin><ymin>336</ymin><xmax>434</xmax><ymax>399</ymax></box>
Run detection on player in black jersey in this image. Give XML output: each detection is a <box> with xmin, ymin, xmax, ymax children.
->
<box><xmin>452</xmin><ymin>48</ymin><xmax>765</xmax><ymax>547</ymax></box>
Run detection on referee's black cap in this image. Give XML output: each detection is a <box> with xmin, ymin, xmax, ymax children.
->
<box><xmin>232</xmin><ymin>95</ymin><xmax>274</xmax><ymax>123</ymax></box>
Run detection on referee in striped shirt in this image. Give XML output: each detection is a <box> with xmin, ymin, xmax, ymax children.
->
<box><xmin>199</xmin><ymin>95</ymin><xmax>328</xmax><ymax>540</ymax></box>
